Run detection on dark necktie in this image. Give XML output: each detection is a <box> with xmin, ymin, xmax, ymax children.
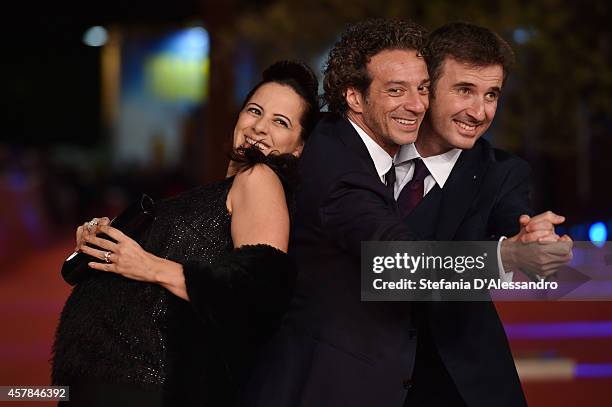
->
<box><xmin>397</xmin><ymin>158</ymin><xmax>430</xmax><ymax>216</ymax></box>
<box><xmin>385</xmin><ymin>164</ymin><xmax>396</xmax><ymax>195</ymax></box>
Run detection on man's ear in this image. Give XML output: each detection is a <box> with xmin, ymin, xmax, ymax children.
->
<box><xmin>345</xmin><ymin>87</ymin><xmax>365</xmax><ymax>114</ymax></box>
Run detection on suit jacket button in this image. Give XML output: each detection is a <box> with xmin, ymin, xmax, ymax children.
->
<box><xmin>402</xmin><ymin>378</ymin><xmax>413</xmax><ymax>389</ymax></box>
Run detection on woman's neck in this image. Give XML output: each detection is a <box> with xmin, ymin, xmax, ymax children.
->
<box><xmin>226</xmin><ymin>160</ymin><xmax>240</xmax><ymax>177</ymax></box>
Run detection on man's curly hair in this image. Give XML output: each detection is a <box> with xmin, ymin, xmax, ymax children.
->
<box><xmin>323</xmin><ymin>19</ymin><xmax>427</xmax><ymax>115</ymax></box>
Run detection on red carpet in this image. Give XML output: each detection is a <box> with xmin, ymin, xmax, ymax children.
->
<box><xmin>1</xmin><ymin>237</ymin><xmax>611</xmax><ymax>406</ymax></box>
<box><xmin>0</xmin><ymin>238</ymin><xmax>73</xmax><ymax>406</ymax></box>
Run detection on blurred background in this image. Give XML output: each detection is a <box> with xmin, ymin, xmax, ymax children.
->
<box><xmin>1</xmin><ymin>0</ymin><xmax>611</xmax><ymax>405</ymax></box>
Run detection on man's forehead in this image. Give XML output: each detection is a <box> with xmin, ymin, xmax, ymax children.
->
<box><xmin>367</xmin><ymin>49</ymin><xmax>428</xmax><ymax>77</ymax></box>
<box><xmin>368</xmin><ymin>48</ymin><xmax>422</xmax><ymax>64</ymax></box>
<box><xmin>441</xmin><ymin>58</ymin><xmax>503</xmax><ymax>86</ymax></box>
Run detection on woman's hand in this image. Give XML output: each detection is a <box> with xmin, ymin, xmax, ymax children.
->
<box><xmin>81</xmin><ymin>225</ymin><xmax>159</xmax><ymax>283</ymax></box>
<box><xmin>76</xmin><ymin>217</ymin><xmax>111</xmax><ymax>251</ymax></box>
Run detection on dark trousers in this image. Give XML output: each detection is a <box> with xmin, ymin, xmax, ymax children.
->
<box><xmin>403</xmin><ymin>308</ymin><xmax>468</xmax><ymax>407</ymax></box>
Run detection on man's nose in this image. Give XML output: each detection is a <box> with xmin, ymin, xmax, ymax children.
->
<box><xmin>466</xmin><ymin>98</ymin><xmax>486</xmax><ymax>122</ymax></box>
<box><xmin>402</xmin><ymin>94</ymin><xmax>427</xmax><ymax>114</ymax></box>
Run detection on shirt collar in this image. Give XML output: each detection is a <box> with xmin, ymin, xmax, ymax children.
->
<box><xmin>396</xmin><ymin>143</ymin><xmax>462</xmax><ymax>188</ymax></box>
<box><xmin>348</xmin><ymin>119</ymin><xmax>393</xmax><ymax>179</ymax></box>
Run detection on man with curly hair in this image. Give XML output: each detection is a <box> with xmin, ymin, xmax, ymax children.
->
<box><xmin>322</xmin><ymin>19</ymin><xmax>431</xmax><ymax>154</ymax></box>
<box><xmin>244</xmin><ymin>20</ymin><xmax>569</xmax><ymax>407</ymax></box>
<box><xmin>244</xmin><ymin>20</ymin><xmax>429</xmax><ymax>407</ymax></box>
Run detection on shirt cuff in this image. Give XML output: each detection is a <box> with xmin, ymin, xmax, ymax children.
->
<box><xmin>497</xmin><ymin>236</ymin><xmax>513</xmax><ymax>283</ymax></box>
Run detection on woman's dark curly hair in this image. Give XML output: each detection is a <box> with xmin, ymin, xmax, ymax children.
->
<box><xmin>323</xmin><ymin>19</ymin><xmax>427</xmax><ymax>115</ymax></box>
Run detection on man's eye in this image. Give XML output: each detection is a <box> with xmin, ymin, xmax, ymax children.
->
<box><xmin>458</xmin><ymin>87</ymin><xmax>470</xmax><ymax>95</ymax></box>
<box><xmin>388</xmin><ymin>88</ymin><xmax>404</xmax><ymax>96</ymax></box>
<box><xmin>418</xmin><ymin>84</ymin><xmax>430</xmax><ymax>94</ymax></box>
<box><xmin>485</xmin><ymin>92</ymin><xmax>499</xmax><ymax>102</ymax></box>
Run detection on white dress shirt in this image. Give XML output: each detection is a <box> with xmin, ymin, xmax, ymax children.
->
<box><xmin>349</xmin><ymin>119</ymin><xmax>512</xmax><ymax>282</ymax></box>
<box><xmin>349</xmin><ymin>120</ymin><xmax>394</xmax><ymax>184</ymax></box>
<box><xmin>393</xmin><ymin>143</ymin><xmax>461</xmax><ymax>199</ymax></box>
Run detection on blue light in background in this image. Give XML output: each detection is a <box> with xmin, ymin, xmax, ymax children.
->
<box><xmin>83</xmin><ymin>26</ymin><xmax>108</xmax><ymax>47</ymax></box>
<box><xmin>234</xmin><ymin>44</ymin><xmax>256</xmax><ymax>104</ymax></box>
<box><xmin>556</xmin><ymin>226</ymin><xmax>567</xmax><ymax>237</ymax></box>
<box><xmin>575</xmin><ymin>363</ymin><xmax>612</xmax><ymax>378</ymax></box>
<box><xmin>164</xmin><ymin>27</ymin><xmax>209</xmax><ymax>60</ymax></box>
<box><xmin>144</xmin><ymin>26</ymin><xmax>210</xmax><ymax>104</ymax></box>
<box><xmin>569</xmin><ymin>224</ymin><xmax>588</xmax><ymax>241</ymax></box>
<box><xmin>513</xmin><ymin>28</ymin><xmax>535</xmax><ymax>44</ymax></box>
<box><xmin>505</xmin><ymin>321</ymin><xmax>612</xmax><ymax>339</ymax></box>
<box><xmin>589</xmin><ymin>222</ymin><xmax>607</xmax><ymax>248</ymax></box>
<box><xmin>7</xmin><ymin>172</ymin><xmax>27</xmax><ymax>192</ymax></box>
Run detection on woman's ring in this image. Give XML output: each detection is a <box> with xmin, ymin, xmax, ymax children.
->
<box><xmin>104</xmin><ymin>251</ymin><xmax>112</xmax><ymax>263</ymax></box>
<box><xmin>87</xmin><ymin>218</ymin><xmax>99</xmax><ymax>232</ymax></box>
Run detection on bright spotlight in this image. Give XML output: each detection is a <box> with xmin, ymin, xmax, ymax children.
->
<box><xmin>589</xmin><ymin>222</ymin><xmax>607</xmax><ymax>248</ymax></box>
<box><xmin>83</xmin><ymin>26</ymin><xmax>108</xmax><ymax>47</ymax></box>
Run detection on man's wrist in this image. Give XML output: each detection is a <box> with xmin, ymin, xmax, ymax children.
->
<box><xmin>500</xmin><ymin>237</ymin><xmax>517</xmax><ymax>273</ymax></box>
<box><xmin>497</xmin><ymin>236</ymin><xmax>514</xmax><ymax>282</ymax></box>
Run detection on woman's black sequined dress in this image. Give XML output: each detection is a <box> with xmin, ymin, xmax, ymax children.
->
<box><xmin>52</xmin><ymin>178</ymin><xmax>235</xmax><ymax>405</ymax></box>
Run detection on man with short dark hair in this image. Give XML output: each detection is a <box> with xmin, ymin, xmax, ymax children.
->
<box><xmin>389</xmin><ymin>22</ymin><xmax>571</xmax><ymax>407</ymax></box>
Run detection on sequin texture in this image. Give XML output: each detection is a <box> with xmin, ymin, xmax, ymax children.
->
<box><xmin>52</xmin><ymin>178</ymin><xmax>234</xmax><ymax>392</ymax></box>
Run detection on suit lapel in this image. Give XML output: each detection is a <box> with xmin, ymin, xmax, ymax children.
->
<box><xmin>329</xmin><ymin>116</ymin><xmax>398</xmax><ymax>203</ymax></box>
<box><xmin>435</xmin><ymin>142</ymin><xmax>489</xmax><ymax>240</ymax></box>
<box><xmin>334</xmin><ymin>116</ymin><xmax>379</xmax><ymax>177</ymax></box>
<box><xmin>404</xmin><ymin>185</ymin><xmax>443</xmax><ymax>238</ymax></box>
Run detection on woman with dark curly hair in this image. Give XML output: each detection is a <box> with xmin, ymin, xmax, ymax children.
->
<box><xmin>52</xmin><ymin>60</ymin><xmax>320</xmax><ymax>406</ymax></box>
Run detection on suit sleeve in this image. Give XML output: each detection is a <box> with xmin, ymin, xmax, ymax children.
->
<box><xmin>319</xmin><ymin>170</ymin><xmax>418</xmax><ymax>255</ymax></box>
<box><xmin>488</xmin><ymin>158</ymin><xmax>533</xmax><ymax>239</ymax></box>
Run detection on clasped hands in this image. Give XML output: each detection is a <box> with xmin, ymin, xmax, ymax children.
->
<box><xmin>501</xmin><ymin>211</ymin><xmax>573</xmax><ymax>279</ymax></box>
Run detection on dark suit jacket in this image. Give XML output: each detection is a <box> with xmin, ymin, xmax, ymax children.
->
<box><xmin>402</xmin><ymin>133</ymin><xmax>531</xmax><ymax>407</ymax></box>
<box><xmin>244</xmin><ymin>115</ymin><xmax>528</xmax><ymax>407</ymax></box>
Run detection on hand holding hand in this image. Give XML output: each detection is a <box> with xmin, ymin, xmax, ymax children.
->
<box><xmin>510</xmin><ymin>211</ymin><xmax>565</xmax><ymax>244</ymax></box>
<box><xmin>501</xmin><ymin>238</ymin><xmax>573</xmax><ymax>278</ymax></box>
<box><xmin>502</xmin><ymin>211</ymin><xmax>573</xmax><ymax>278</ymax></box>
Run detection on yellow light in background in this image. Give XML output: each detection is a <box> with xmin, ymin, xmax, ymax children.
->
<box><xmin>144</xmin><ymin>53</ymin><xmax>209</xmax><ymax>102</ymax></box>
<box><xmin>101</xmin><ymin>27</ymin><xmax>121</xmax><ymax>126</ymax></box>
